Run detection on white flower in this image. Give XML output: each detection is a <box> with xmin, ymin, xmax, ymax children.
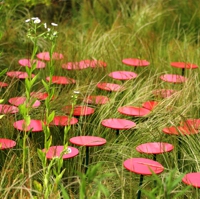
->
<box><xmin>31</xmin><ymin>17</ymin><xmax>39</xmax><ymax>20</ymax></box>
<box><xmin>66</xmin><ymin>148</ymin><xmax>72</xmax><ymax>154</ymax></box>
<box><xmin>47</xmin><ymin>28</ymin><xmax>51</xmax><ymax>32</ymax></box>
<box><xmin>53</xmin><ymin>31</ymin><xmax>57</xmax><ymax>36</ymax></box>
<box><xmin>34</xmin><ymin>18</ymin><xmax>41</xmax><ymax>24</ymax></box>
<box><xmin>51</xmin><ymin>23</ymin><xmax>58</xmax><ymax>27</ymax></box>
<box><xmin>43</xmin><ymin>23</ymin><xmax>47</xmax><ymax>29</ymax></box>
<box><xmin>25</xmin><ymin>19</ymin><xmax>30</xmax><ymax>23</ymax></box>
<box><xmin>73</xmin><ymin>90</ymin><xmax>80</xmax><ymax>94</ymax></box>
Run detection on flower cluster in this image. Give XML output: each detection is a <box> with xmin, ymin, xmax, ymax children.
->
<box><xmin>25</xmin><ymin>17</ymin><xmax>58</xmax><ymax>41</ymax></box>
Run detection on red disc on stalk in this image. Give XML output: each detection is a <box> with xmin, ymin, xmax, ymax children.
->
<box><xmin>123</xmin><ymin>158</ymin><xmax>164</xmax><ymax>175</ymax></box>
<box><xmin>142</xmin><ymin>101</ymin><xmax>158</xmax><ymax>111</ymax></box>
<box><xmin>171</xmin><ymin>62</ymin><xmax>198</xmax><ymax>69</ymax></box>
<box><xmin>0</xmin><ymin>82</ymin><xmax>8</xmax><ymax>88</ymax></box>
<box><xmin>182</xmin><ymin>173</ymin><xmax>200</xmax><ymax>188</ymax></box>
<box><xmin>80</xmin><ymin>60</ymin><xmax>107</xmax><ymax>68</ymax></box>
<box><xmin>108</xmin><ymin>71</ymin><xmax>138</xmax><ymax>81</ymax></box>
<box><xmin>19</xmin><ymin>59</ymin><xmax>46</xmax><ymax>69</ymax></box>
<box><xmin>0</xmin><ymin>104</ymin><xmax>19</xmax><ymax>114</ymax></box>
<box><xmin>160</xmin><ymin>74</ymin><xmax>187</xmax><ymax>83</ymax></box>
<box><xmin>136</xmin><ymin>142</ymin><xmax>174</xmax><ymax>155</ymax></box>
<box><xmin>49</xmin><ymin>115</ymin><xmax>78</xmax><ymax>126</ymax></box>
<box><xmin>9</xmin><ymin>97</ymin><xmax>41</xmax><ymax>108</ymax></box>
<box><xmin>37</xmin><ymin>52</ymin><xmax>64</xmax><ymax>61</ymax></box>
<box><xmin>62</xmin><ymin>61</ymin><xmax>89</xmax><ymax>70</ymax></box>
<box><xmin>43</xmin><ymin>146</ymin><xmax>79</xmax><ymax>159</ymax></box>
<box><xmin>70</xmin><ymin>136</ymin><xmax>106</xmax><ymax>147</ymax></box>
<box><xmin>13</xmin><ymin>119</ymin><xmax>43</xmax><ymax>132</ymax></box>
<box><xmin>83</xmin><ymin>95</ymin><xmax>109</xmax><ymax>105</ymax></box>
<box><xmin>63</xmin><ymin>105</ymin><xmax>95</xmax><ymax>116</ymax></box>
<box><xmin>46</xmin><ymin>76</ymin><xmax>76</xmax><ymax>85</ymax></box>
<box><xmin>7</xmin><ymin>71</ymin><xmax>35</xmax><ymax>79</ymax></box>
<box><xmin>118</xmin><ymin>106</ymin><xmax>151</xmax><ymax>117</ymax></box>
<box><xmin>122</xmin><ymin>58</ymin><xmax>150</xmax><ymax>67</ymax></box>
<box><xmin>0</xmin><ymin>138</ymin><xmax>16</xmax><ymax>149</ymax></box>
<box><xmin>97</xmin><ymin>82</ymin><xmax>124</xmax><ymax>92</ymax></box>
<box><xmin>162</xmin><ymin>126</ymin><xmax>198</xmax><ymax>135</ymax></box>
<box><xmin>152</xmin><ymin>89</ymin><xmax>177</xmax><ymax>98</ymax></box>
<box><xmin>30</xmin><ymin>92</ymin><xmax>48</xmax><ymax>101</ymax></box>
<box><xmin>101</xmin><ymin>118</ymin><xmax>136</xmax><ymax>130</ymax></box>
<box><xmin>182</xmin><ymin>118</ymin><xmax>200</xmax><ymax>130</ymax></box>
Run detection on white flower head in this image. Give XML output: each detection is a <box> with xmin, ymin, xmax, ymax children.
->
<box><xmin>31</xmin><ymin>17</ymin><xmax>39</xmax><ymax>20</ymax></box>
<box><xmin>25</xmin><ymin>19</ymin><xmax>30</xmax><ymax>23</ymax></box>
<box><xmin>34</xmin><ymin>18</ymin><xmax>41</xmax><ymax>24</ymax></box>
<box><xmin>53</xmin><ymin>31</ymin><xmax>57</xmax><ymax>36</ymax></box>
<box><xmin>65</xmin><ymin>148</ymin><xmax>72</xmax><ymax>154</ymax></box>
<box><xmin>43</xmin><ymin>23</ymin><xmax>47</xmax><ymax>29</ymax></box>
<box><xmin>51</xmin><ymin>22</ymin><xmax>58</xmax><ymax>27</ymax></box>
<box><xmin>73</xmin><ymin>90</ymin><xmax>80</xmax><ymax>94</ymax></box>
<box><xmin>47</xmin><ymin>28</ymin><xmax>51</xmax><ymax>32</ymax></box>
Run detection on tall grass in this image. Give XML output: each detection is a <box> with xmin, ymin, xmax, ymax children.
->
<box><xmin>0</xmin><ymin>0</ymin><xmax>200</xmax><ymax>198</ymax></box>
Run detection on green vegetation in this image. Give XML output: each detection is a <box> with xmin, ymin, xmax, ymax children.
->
<box><xmin>0</xmin><ymin>0</ymin><xmax>200</xmax><ymax>198</ymax></box>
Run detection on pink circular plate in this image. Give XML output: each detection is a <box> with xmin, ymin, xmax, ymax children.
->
<box><xmin>43</xmin><ymin>146</ymin><xmax>79</xmax><ymax>159</ymax></box>
<box><xmin>97</xmin><ymin>82</ymin><xmax>124</xmax><ymax>92</ymax></box>
<box><xmin>46</xmin><ymin>76</ymin><xmax>76</xmax><ymax>85</ymax></box>
<box><xmin>37</xmin><ymin>52</ymin><xmax>64</xmax><ymax>61</ymax></box>
<box><xmin>30</xmin><ymin>92</ymin><xmax>48</xmax><ymax>101</ymax></box>
<box><xmin>171</xmin><ymin>62</ymin><xmax>198</xmax><ymax>69</ymax></box>
<box><xmin>101</xmin><ymin>118</ymin><xmax>136</xmax><ymax>130</ymax></box>
<box><xmin>70</xmin><ymin>136</ymin><xmax>106</xmax><ymax>147</ymax></box>
<box><xmin>0</xmin><ymin>82</ymin><xmax>8</xmax><ymax>88</ymax></box>
<box><xmin>152</xmin><ymin>89</ymin><xmax>177</xmax><ymax>98</ymax></box>
<box><xmin>160</xmin><ymin>74</ymin><xmax>187</xmax><ymax>83</ymax></box>
<box><xmin>49</xmin><ymin>115</ymin><xmax>78</xmax><ymax>126</ymax></box>
<box><xmin>182</xmin><ymin>173</ymin><xmax>200</xmax><ymax>188</ymax></box>
<box><xmin>0</xmin><ymin>104</ymin><xmax>19</xmax><ymax>114</ymax></box>
<box><xmin>122</xmin><ymin>58</ymin><xmax>150</xmax><ymax>67</ymax></box>
<box><xmin>136</xmin><ymin>142</ymin><xmax>174</xmax><ymax>155</ymax></box>
<box><xmin>63</xmin><ymin>105</ymin><xmax>95</xmax><ymax>116</ymax></box>
<box><xmin>62</xmin><ymin>61</ymin><xmax>89</xmax><ymax>70</ymax></box>
<box><xmin>108</xmin><ymin>71</ymin><xmax>138</xmax><ymax>81</ymax></box>
<box><xmin>13</xmin><ymin>119</ymin><xmax>43</xmax><ymax>132</ymax></box>
<box><xmin>162</xmin><ymin>126</ymin><xmax>198</xmax><ymax>135</ymax></box>
<box><xmin>0</xmin><ymin>138</ymin><xmax>16</xmax><ymax>149</ymax></box>
<box><xmin>123</xmin><ymin>158</ymin><xmax>164</xmax><ymax>175</ymax></box>
<box><xmin>9</xmin><ymin>97</ymin><xmax>41</xmax><ymax>108</ymax></box>
<box><xmin>142</xmin><ymin>101</ymin><xmax>158</xmax><ymax>110</ymax></box>
<box><xmin>7</xmin><ymin>71</ymin><xmax>35</xmax><ymax>79</ymax></box>
<box><xmin>118</xmin><ymin>106</ymin><xmax>151</xmax><ymax>117</ymax></box>
<box><xmin>83</xmin><ymin>95</ymin><xmax>109</xmax><ymax>105</ymax></box>
<box><xmin>19</xmin><ymin>59</ymin><xmax>46</xmax><ymax>69</ymax></box>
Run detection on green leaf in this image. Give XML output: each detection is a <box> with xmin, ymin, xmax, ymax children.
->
<box><xmin>0</xmin><ymin>115</ymin><xmax>4</xmax><ymax>119</ymax></box>
<box><xmin>30</xmin><ymin>74</ymin><xmax>38</xmax><ymax>87</ymax></box>
<box><xmin>25</xmin><ymin>78</ymin><xmax>31</xmax><ymax>92</ymax></box>
<box><xmin>37</xmin><ymin>148</ymin><xmax>46</xmax><ymax>163</ymax></box>
<box><xmin>33</xmin><ymin>180</ymin><xmax>43</xmax><ymax>192</ymax></box>
<box><xmin>47</xmin><ymin>111</ymin><xmax>55</xmax><ymax>124</ymax></box>
<box><xmin>0</xmin><ymin>68</ymin><xmax>7</xmax><ymax>77</ymax></box>
<box><xmin>0</xmin><ymin>99</ymin><xmax>4</xmax><ymax>104</ymax></box>
<box><xmin>60</xmin><ymin>184</ymin><xmax>70</xmax><ymax>199</ymax></box>
<box><xmin>42</xmin><ymin>79</ymin><xmax>49</xmax><ymax>92</ymax></box>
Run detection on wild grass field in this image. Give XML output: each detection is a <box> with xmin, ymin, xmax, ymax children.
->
<box><xmin>0</xmin><ymin>0</ymin><xmax>200</xmax><ymax>198</ymax></box>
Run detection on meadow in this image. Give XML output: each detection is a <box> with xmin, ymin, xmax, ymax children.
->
<box><xmin>0</xmin><ymin>0</ymin><xmax>200</xmax><ymax>198</ymax></box>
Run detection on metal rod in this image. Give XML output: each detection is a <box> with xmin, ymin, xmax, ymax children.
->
<box><xmin>116</xmin><ymin>129</ymin><xmax>119</xmax><ymax>137</ymax></box>
<box><xmin>153</xmin><ymin>154</ymin><xmax>157</xmax><ymax>161</ymax></box>
<box><xmin>182</xmin><ymin>68</ymin><xmax>185</xmax><ymax>76</ymax></box>
<box><xmin>85</xmin><ymin>146</ymin><xmax>89</xmax><ymax>173</ymax></box>
<box><xmin>137</xmin><ymin>175</ymin><xmax>144</xmax><ymax>199</ymax></box>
